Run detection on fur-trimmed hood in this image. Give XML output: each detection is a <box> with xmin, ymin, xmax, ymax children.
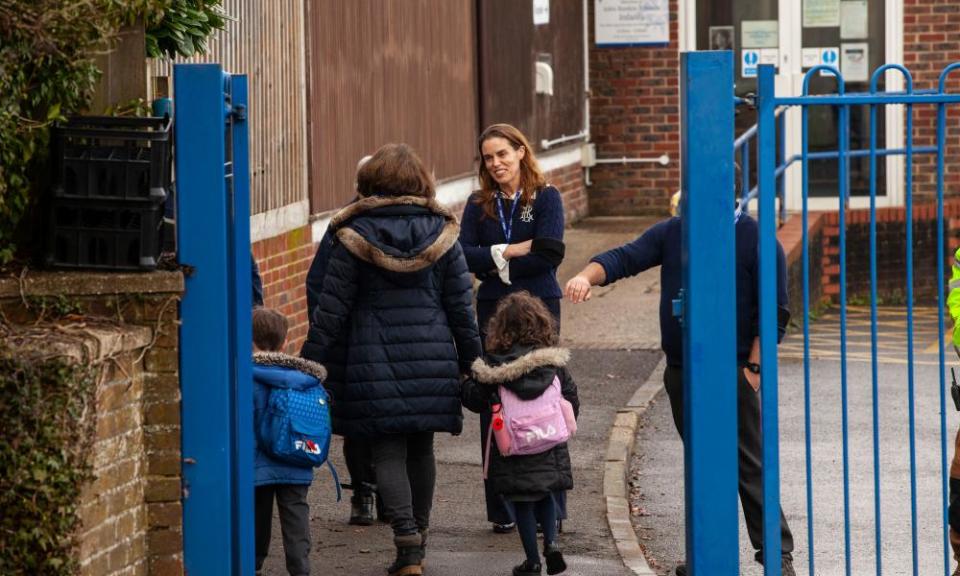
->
<box><xmin>471</xmin><ymin>346</ymin><xmax>570</xmax><ymax>385</ymax></box>
<box><xmin>253</xmin><ymin>351</ymin><xmax>327</xmax><ymax>382</ymax></box>
<box><xmin>328</xmin><ymin>195</ymin><xmax>459</xmax><ymax>274</ymax></box>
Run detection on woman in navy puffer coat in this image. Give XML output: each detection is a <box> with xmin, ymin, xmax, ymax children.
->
<box><xmin>301</xmin><ymin>143</ymin><xmax>481</xmax><ymax>576</ymax></box>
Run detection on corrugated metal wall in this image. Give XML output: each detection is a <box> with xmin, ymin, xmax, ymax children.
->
<box><xmin>306</xmin><ymin>0</ymin><xmax>478</xmax><ymax>214</ymax></box>
<box><xmin>479</xmin><ymin>0</ymin><xmax>585</xmax><ymax>149</ymax></box>
<box><xmin>150</xmin><ymin>0</ymin><xmax>308</xmax><ymax>216</ymax></box>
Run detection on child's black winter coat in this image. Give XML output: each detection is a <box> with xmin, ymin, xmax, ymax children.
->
<box><xmin>462</xmin><ymin>346</ymin><xmax>579</xmax><ymax>498</ymax></box>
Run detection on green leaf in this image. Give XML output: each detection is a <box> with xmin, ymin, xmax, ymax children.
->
<box><xmin>46</xmin><ymin>103</ymin><xmax>60</xmax><ymax>121</ymax></box>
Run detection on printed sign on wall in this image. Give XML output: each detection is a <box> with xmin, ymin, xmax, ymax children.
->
<box><xmin>742</xmin><ymin>50</ymin><xmax>760</xmax><ymax>78</ymax></box>
<box><xmin>534</xmin><ymin>0</ymin><xmax>550</xmax><ymax>26</ymax></box>
<box><xmin>595</xmin><ymin>0</ymin><xmax>670</xmax><ymax>46</ymax></box>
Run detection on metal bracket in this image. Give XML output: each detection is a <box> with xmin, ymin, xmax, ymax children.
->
<box><xmin>231</xmin><ymin>103</ymin><xmax>247</xmax><ymax>121</ymax></box>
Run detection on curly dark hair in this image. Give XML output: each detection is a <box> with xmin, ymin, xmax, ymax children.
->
<box><xmin>484</xmin><ymin>291</ymin><xmax>558</xmax><ymax>353</ymax></box>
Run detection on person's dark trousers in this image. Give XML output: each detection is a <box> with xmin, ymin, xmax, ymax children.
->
<box><xmin>477</xmin><ymin>296</ymin><xmax>565</xmax><ymax>525</ymax></box>
<box><xmin>344</xmin><ymin>435</ymin><xmax>376</xmax><ymax>496</ymax></box>
<box><xmin>255</xmin><ymin>484</ymin><xmax>311</xmax><ymax>576</ymax></box>
<box><xmin>514</xmin><ymin>496</ymin><xmax>559</xmax><ymax>564</ymax></box>
<box><xmin>372</xmin><ymin>431</ymin><xmax>436</xmax><ymax>536</ymax></box>
<box><xmin>663</xmin><ymin>364</ymin><xmax>795</xmax><ymax>562</ymax></box>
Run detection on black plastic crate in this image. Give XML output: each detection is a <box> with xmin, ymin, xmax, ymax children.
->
<box><xmin>44</xmin><ymin>199</ymin><xmax>163</xmax><ymax>271</ymax></box>
<box><xmin>52</xmin><ymin>116</ymin><xmax>171</xmax><ymax>203</ymax></box>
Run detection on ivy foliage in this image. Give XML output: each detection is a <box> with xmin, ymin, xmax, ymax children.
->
<box><xmin>0</xmin><ymin>0</ymin><xmax>226</xmax><ymax>264</ymax></box>
<box><xmin>0</xmin><ymin>347</ymin><xmax>97</xmax><ymax>574</ymax></box>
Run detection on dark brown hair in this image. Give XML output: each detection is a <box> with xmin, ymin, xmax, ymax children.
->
<box><xmin>356</xmin><ymin>143</ymin><xmax>435</xmax><ymax>199</ymax></box>
<box><xmin>484</xmin><ymin>291</ymin><xmax>558</xmax><ymax>353</ymax></box>
<box><xmin>474</xmin><ymin>123</ymin><xmax>547</xmax><ymax>220</ymax></box>
<box><xmin>253</xmin><ymin>307</ymin><xmax>288</xmax><ymax>352</ymax></box>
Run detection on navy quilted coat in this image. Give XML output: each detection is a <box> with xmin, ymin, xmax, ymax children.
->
<box><xmin>301</xmin><ymin>195</ymin><xmax>482</xmax><ymax>438</ymax></box>
<box><xmin>253</xmin><ymin>352</ymin><xmax>327</xmax><ymax>486</ymax></box>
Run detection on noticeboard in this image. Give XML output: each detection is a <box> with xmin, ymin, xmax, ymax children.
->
<box><xmin>595</xmin><ymin>0</ymin><xmax>670</xmax><ymax>47</ymax></box>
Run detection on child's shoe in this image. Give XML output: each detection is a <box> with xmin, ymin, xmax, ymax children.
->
<box><xmin>387</xmin><ymin>533</ymin><xmax>423</xmax><ymax>576</ymax></box>
<box><xmin>512</xmin><ymin>560</ymin><xmax>542</xmax><ymax>575</ymax></box>
<box><xmin>543</xmin><ymin>542</ymin><xmax>566</xmax><ymax>575</ymax></box>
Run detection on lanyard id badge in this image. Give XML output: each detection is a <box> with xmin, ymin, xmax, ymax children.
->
<box><xmin>495</xmin><ymin>193</ymin><xmax>522</xmax><ymax>243</ymax></box>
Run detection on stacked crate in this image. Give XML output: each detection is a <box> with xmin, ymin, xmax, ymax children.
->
<box><xmin>45</xmin><ymin>116</ymin><xmax>172</xmax><ymax>270</ymax></box>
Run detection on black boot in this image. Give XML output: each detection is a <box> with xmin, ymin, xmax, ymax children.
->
<box><xmin>512</xmin><ymin>560</ymin><xmax>542</xmax><ymax>575</ymax></box>
<box><xmin>387</xmin><ymin>533</ymin><xmax>423</xmax><ymax>576</ymax></box>
<box><xmin>543</xmin><ymin>542</ymin><xmax>566</xmax><ymax>575</ymax></box>
<box><xmin>349</xmin><ymin>482</ymin><xmax>375</xmax><ymax>526</ymax></box>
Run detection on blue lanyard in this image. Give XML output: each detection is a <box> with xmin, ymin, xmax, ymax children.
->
<box><xmin>495</xmin><ymin>192</ymin><xmax>522</xmax><ymax>243</ymax></box>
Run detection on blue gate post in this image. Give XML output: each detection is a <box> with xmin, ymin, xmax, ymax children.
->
<box><xmin>175</xmin><ymin>63</ymin><xmax>254</xmax><ymax>575</ymax></box>
<box><xmin>756</xmin><ymin>63</ymin><xmax>784</xmax><ymax>575</ymax></box>
<box><xmin>680</xmin><ymin>50</ymin><xmax>739</xmax><ymax>575</ymax></box>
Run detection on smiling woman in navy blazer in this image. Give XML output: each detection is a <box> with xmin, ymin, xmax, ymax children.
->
<box><xmin>458</xmin><ymin>123</ymin><xmax>567</xmax><ymax>533</ymax></box>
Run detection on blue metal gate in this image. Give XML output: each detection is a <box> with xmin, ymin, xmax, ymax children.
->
<box><xmin>175</xmin><ymin>63</ymin><xmax>254</xmax><ymax>575</ymax></box>
<box><xmin>683</xmin><ymin>50</ymin><xmax>960</xmax><ymax>575</ymax></box>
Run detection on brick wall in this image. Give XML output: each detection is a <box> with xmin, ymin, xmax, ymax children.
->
<box><xmin>0</xmin><ymin>271</ymin><xmax>185</xmax><ymax>576</ymax></box>
<box><xmin>819</xmin><ymin>201</ymin><xmax>960</xmax><ymax>303</ymax></box>
<box><xmin>253</xmin><ymin>226</ymin><xmax>314</xmax><ymax>355</ymax></box>
<box><xmin>256</xmin><ymin>161</ymin><xmax>588</xmax><ymax>353</ymax></box>
<box><xmin>904</xmin><ymin>0</ymin><xmax>960</xmax><ymax>200</ymax></box>
<box><xmin>587</xmin><ymin>0</ymin><xmax>680</xmax><ymax>216</ymax></box>
<box><xmin>77</xmin><ymin>327</ymin><xmax>151</xmax><ymax>576</ymax></box>
<box><xmin>548</xmin><ymin>161</ymin><xmax>589</xmax><ymax>224</ymax></box>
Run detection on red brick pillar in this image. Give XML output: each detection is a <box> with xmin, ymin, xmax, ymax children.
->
<box><xmin>587</xmin><ymin>0</ymin><xmax>681</xmax><ymax>216</ymax></box>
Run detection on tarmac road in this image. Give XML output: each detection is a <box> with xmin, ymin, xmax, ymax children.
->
<box><xmin>630</xmin><ymin>307</ymin><xmax>960</xmax><ymax>576</ymax></box>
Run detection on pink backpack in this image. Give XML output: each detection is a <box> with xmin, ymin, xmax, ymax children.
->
<box><xmin>484</xmin><ymin>374</ymin><xmax>577</xmax><ymax>478</ymax></box>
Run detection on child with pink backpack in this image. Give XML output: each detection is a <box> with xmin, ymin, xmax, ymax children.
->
<box><xmin>462</xmin><ymin>291</ymin><xmax>579</xmax><ymax>576</ymax></box>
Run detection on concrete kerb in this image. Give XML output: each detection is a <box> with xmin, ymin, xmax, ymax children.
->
<box><xmin>603</xmin><ymin>358</ymin><xmax>665</xmax><ymax>576</ymax></box>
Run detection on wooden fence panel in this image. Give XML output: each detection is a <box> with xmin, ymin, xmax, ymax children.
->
<box><xmin>150</xmin><ymin>0</ymin><xmax>308</xmax><ymax>216</ymax></box>
<box><xmin>306</xmin><ymin>0</ymin><xmax>478</xmax><ymax>214</ymax></box>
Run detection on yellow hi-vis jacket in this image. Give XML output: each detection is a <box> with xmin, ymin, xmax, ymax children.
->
<box><xmin>949</xmin><ymin>246</ymin><xmax>960</xmax><ymax>346</ymax></box>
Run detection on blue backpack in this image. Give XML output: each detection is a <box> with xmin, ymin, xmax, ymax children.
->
<box><xmin>259</xmin><ymin>381</ymin><xmax>341</xmax><ymax>500</ymax></box>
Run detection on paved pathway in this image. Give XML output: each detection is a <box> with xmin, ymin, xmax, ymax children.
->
<box><xmin>630</xmin><ymin>306</ymin><xmax>959</xmax><ymax>576</ymax></box>
<box><xmin>260</xmin><ymin>217</ymin><xmax>666</xmax><ymax>576</ymax></box>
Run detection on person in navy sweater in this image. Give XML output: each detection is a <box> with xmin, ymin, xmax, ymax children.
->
<box><xmin>564</xmin><ymin>196</ymin><xmax>797</xmax><ymax>576</ymax></box>
<box><xmin>459</xmin><ymin>123</ymin><xmax>566</xmax><ymax>533</ymax></box>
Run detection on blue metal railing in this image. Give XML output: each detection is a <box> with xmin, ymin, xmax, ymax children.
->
<box><xmin>753</xmin><ymin>61</ymin><xmax>960</xmax><ymax>576</ymax></box>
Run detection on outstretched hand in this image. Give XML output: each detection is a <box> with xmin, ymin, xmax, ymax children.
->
<box><xmin>565</xmin><ymin>275</ymin><xmax>593</xmax><ymax>303</ymax></box>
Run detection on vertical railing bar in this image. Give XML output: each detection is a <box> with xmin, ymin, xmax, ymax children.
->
<box><xmin>742</xmin><ymin>142</ymin><xmax>751</xmax><ymax>214</ymax></box>
<box><xmin>936</xmin><ymin>63</ymin><xmax>960</xmax><ymax>576</ymax></box>
<box><xmin>758</xmin><ymin>63</ymin><xmax>783</xmax><ymax>576</ymax></box>
<box><xmin>906</xmin><ymin>96</ymin><xmax>920</xmax><ymax>576</ymax></box>
<box><xmin>838</xmin><ymin>85</ymin><xmax>853</xmax><ymax>576</ymax></box>
<box><xmin>801</xmin><ymin>100</ymin><xmax>816</xmax><ymax>576</ymax></box>
<box><xmin>868</xmin><ymin>76</ymin><xmax>882</xmax><ymax>576</ymax></box>
<box><xmin>777</xmin><ymin>110</ymin><xmax>786</xmax><ymax>226</ymax></box>
<box><xmin>228</xmin><ymin>73</ymin><xmax>254</xmax><ymax>576</ymax></box>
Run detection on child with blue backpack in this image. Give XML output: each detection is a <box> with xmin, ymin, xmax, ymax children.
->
<box><xmin>461</xmin><ymin>291</ymin><xmax>579</xmax><ymax>576</ymax></box>
<box><xmin>253</xmin><ymin>306</ymin><xmax>331</xmax><ymax>576</ymax></box>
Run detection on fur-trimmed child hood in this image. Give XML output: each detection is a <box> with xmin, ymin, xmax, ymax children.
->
<box><xmin>471</xmin><ymin>346</ymin><xmax>569</xmax><ymax>399</ymax></box>
<box><xmin>253</xmin><ymin>352</ymin><xmax>327</xmax><ymax>389</ymax></box>
<box><xmin>327</xmin><ymin>195</ymin><xmax>460</xmax><ymax>274</ymax></box>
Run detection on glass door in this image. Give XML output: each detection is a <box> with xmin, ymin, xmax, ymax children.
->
<box><xmin>696</xmin><ymin>0</ymin><xmax>901</xmax><ymax>211</ymax></box>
